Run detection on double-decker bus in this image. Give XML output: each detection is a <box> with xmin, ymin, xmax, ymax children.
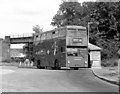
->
<box><xmin>33</xmin><ymin>25</ymin><xmax>88</xmax><ymax>70</ymax></box>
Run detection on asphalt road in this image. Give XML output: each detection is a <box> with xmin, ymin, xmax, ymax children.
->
<box><xmin>0</xmin><ymin>66</ymin><xmax>119</xmax><ymax>92</ymax></box>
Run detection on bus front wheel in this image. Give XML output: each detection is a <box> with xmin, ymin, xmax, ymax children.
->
<box><xmin>37</xmin><ymin>60</ymin><xmax>41</xmax><ymax>69</ymax></box>
<box><xmin>74</xmin><ymin>67</ymin><xmax>79</xmax><ymax>70</ymax></box>
<box><xmin>70</xmin><ymin>67</ymin><xmax>79</xmax><ymax>70</ymax></box>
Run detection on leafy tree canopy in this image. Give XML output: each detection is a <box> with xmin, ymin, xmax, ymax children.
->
<box><xmin>51</xmin><ymin>1</ymin><xmax>88</xmax><ymax>27</ymax></box>
<box><xmin>33</xmin><ymin>25</ymin><xmax>43</xmax><ymax>33</ymax></box>
<box><xmin>89</xmin><ymin>2</ymin><xmax>120</xmax><ymax>40</ymax></box>
<box><xmin>88</xmin><ymin>2</ymin><xmax>120</xmax><ymax>59</ymax></box>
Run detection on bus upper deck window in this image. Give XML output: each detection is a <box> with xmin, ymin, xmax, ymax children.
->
<box><xmin>67</xmin><ymin>28</ymin><xmax>76</xmax><ymax>37</ymax></box>
<box><xmin>67</xmin><ymin>28</ymin><xmax>76</xmax><ymax>30</ymax></box>
<box><xmin>35</xmin><ymin>34</ymin><xmax>41</xmax><ymax>41</ymax></box>
<box><xmin>52</xmin><ymin>31</ymin><xmax>58</xmax><ymax>38</ymax></box>
<box><xmin>77</xmin><ymin>29</ymin><xmax>86</xmax><ymax>36</ymax></box>
<box><xmin>41</xmin><ymin>34</ymin><xmax>46</xmax><ymax>40</ymax></box>
<box><xmin>46</xmin><ymin>33</ymin><xmax>52</xmax><ymax>39</ymax></box>
<box><xmin>52</xmin><ymin>31</ymin><xmax>55</xmax><ymax>34</ymax></box>
<box><xmin>61</xmin><ymin>47</ymin><xmax>65</xmax><ymax>53</ymax></box>
<box><xmin>36</xmin><ymin>35</ymin><xmax>38</xmax><ymax>38</ymax></box>
<box><xmin>59</xmin><ymin>29</ymin><xmax>66</xmax><ymax>37</ymax></box>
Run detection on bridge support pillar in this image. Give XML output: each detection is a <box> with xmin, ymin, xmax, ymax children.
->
<box><xmin>2</xmin><ymin>36</ymin><xmax>11</xmax><ymax>62</ymax></box>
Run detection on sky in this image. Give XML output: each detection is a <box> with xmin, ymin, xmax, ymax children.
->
<box><xmin>0</xmin><ymin>0</ymin><xmax>95</xmax><ymax>48</ymax></box>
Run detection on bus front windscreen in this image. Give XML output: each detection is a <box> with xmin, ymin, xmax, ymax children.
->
<box><xmin>67</xmin><ymin>48</ymin><xmax>87</xmax><ymax>58</ymax></box>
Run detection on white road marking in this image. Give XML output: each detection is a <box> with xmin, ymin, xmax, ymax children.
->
<box><xmin>0</xmin><ymin>69</ymin><xmax>15</xmax><ymax>75</ymax></box>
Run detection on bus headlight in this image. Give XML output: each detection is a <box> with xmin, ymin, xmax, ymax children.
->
<box><xmin>85</xmin><ymin>61</ymin><xmax>87</xmax><ymax>64</ymax></box>
<box><xmin>68</xmin><ymin>60</ymin><xmax>70</xmax><ymax>64</ymax></box>
<box><xmin>85</xmin><ymin>61</ymin><xmax>88</xmax><ymax>67</ymax></box>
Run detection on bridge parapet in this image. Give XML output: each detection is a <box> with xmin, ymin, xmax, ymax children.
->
<box><xmin>10</xmin><ymin>33</ymin><xmax>34</xmax><ymax>38</ymax></box>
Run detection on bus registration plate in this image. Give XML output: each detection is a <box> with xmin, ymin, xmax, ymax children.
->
<box><xmin>73</xmin><ymin>38</ymin><xmax>82</xmax><ymax>43</ymax></box>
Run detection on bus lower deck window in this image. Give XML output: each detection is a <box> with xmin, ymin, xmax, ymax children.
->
<box><xmin>61</xmin><ymin>47</ymin><xmax>65</xmax><ymax>52</ymax></box>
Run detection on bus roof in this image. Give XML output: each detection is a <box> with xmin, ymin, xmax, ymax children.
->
<box><xmin>34</xmin><ymin>25</ymin><xmax>86</xmax><ymax>35</ymax></box>
<box><xmin>65</xmin><ymin>25</ymin><xmax>86</xmax><ymax>29</ymax></box>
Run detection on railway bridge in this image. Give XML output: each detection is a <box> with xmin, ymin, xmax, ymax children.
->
<box><xmin>3</xmin><ymin>33</ymin><xmax>34</xmax><ymax>62</ymax></box>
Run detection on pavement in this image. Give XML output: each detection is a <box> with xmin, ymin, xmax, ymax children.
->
<box><xmin>91</xmin><ymin>67</ymin><xmax>120</xmax><ymax>86</ymax></box>
<box><xmin>0</xmin><ymin>62</ymin><xmax>19</xmax><ymax>66</ymax></box>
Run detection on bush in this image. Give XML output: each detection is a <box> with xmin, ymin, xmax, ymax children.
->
<box><xmin>101</xmin><ymin>60</ymin><xmax>111</xmax><ymax>67</ymax></box>
<box><xmin>101</xmin><ymin>58</ymin><xmax>119</xmax><ymax>67</ymax></box>
<box><xmin>111</xmin><ymin>61</ymin><xmax>118</xmax><ymax>67</ymax></box>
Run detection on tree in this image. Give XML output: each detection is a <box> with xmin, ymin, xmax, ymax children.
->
<box><xmin>88</xmin><ymin>2</ymin><xmax>120</xmax><ymax>60</ymax></box>
<box><xmin>51</xmin><ymin>1</ymin><xmax>87</xmax><ymax>27</ymax></box>
<box><xmin>32</xmin><ymin>25</ymin><xmax>43</xmax><ymax>33</ymax></box>
<box><xmin>89</xmin><ymin>2</ymin><xmax>120</xmax><ymax>40</ymax></box>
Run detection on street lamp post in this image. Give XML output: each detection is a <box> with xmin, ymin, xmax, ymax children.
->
<box><xmin>87</xmin><ymin>22</ymin><xmax>99</xmax><ymax>43</ymax></box>
<box><xmin>87</xmin><ymin>21</ymin><xmax>99</xmax><ymax>68</ymax></box>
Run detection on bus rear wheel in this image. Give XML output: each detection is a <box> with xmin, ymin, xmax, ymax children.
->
<box><xmin>55</xmin><ymin>59</ymin><xmax>60</xmax><ymax>70</ymax></box>
<box><xmin>70</xmin><ymin>67</ymin><xmax>79</xmax><ymax>70</ymax></box>
<box><xmin>37</xmin><ymin>60</ymin><xmax>41</xmax><ymax>69</ymax></box>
